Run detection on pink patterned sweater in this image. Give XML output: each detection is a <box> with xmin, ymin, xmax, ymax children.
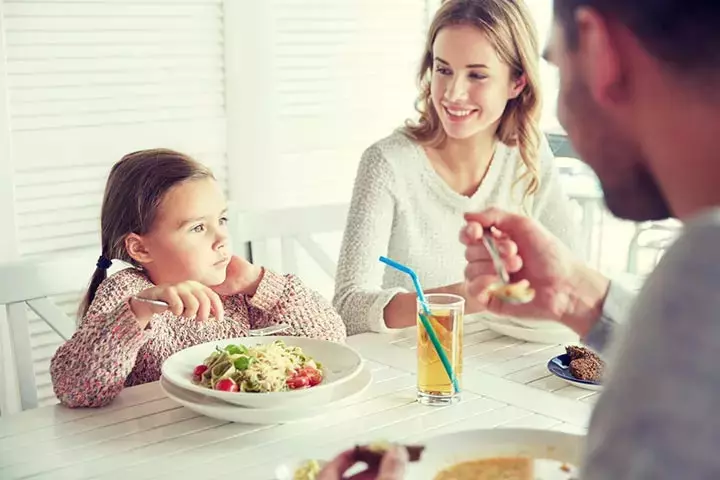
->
<box><xmin>51</xmin><ymin>268</ymin><xmax>347</xmax><ymax>408</ymax></box>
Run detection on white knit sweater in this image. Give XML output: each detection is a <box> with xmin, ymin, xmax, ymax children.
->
<box><xmin>333</xmin><ymin>129</ymin><xmax>582</xmax><ymax>335</ymax></box>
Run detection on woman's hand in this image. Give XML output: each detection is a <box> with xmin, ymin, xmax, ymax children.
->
<box><xmin>131</xmin><ymin>280</ymin><xmax>225</xmax><ymax>328</ymax></box>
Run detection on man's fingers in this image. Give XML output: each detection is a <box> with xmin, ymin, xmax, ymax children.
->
<box><xmin>378</xmin><ymin>446</ymin><xmax>409</xmax><ymax>479</ymax></box>
<box><xmin>317</xmin><ymin>450</ymin><xmax>356</xmax><ymax>480</ymax></box>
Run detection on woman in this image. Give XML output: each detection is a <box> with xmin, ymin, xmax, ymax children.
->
<box><xmin>334</xmin><ymin>0</ymin><xmax>580</xmax><ymax>335</ymax></box>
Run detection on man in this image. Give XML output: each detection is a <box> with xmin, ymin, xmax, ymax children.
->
<box><xmin>465</xmin><ymin>0</ymin><xmax>720</xmax><ymax>477</ymax></box>
<box><xmin>320</xmin><ymin>0</ymin><xmax>720</xmax><ymax>478</ymax></box>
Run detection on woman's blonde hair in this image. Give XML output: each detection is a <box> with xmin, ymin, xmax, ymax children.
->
<box><xmin>404</xmin><ymin>0</ymin><xmax>543</xmax><ymax>202</ymax></box>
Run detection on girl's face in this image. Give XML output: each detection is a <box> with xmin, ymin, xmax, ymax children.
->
<box><xmin>131</xmin><ymin>178</ymin><xmax>232</xmax><ymax>287</ymax></box>
<box><xmin>430</xmin><ymin>24</ymin><xmax>526</xmax><ymax>141</ymax></box>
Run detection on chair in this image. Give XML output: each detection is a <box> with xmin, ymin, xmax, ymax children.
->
<box><xmin>626</xmin><ymin>219</ymin><xmax>682</xmax><ymax>275</ymax></box>
<box><xmin>232</xmin><ymin>203</ymin><xmax>349</xmax><ymax>281</ymax></box>
<box><xmin>0</xmin><ymin>251</ymin><xmax>97</xmax><ymax>414</ymax></box>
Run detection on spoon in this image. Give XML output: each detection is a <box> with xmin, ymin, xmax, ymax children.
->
<box><xmin>481</xmin><ymin>229</ymin><xmax>534</xmax><ymax>305</ymax></box>
<box><xmin>132</xmin><ymin>296</ymin><xmax>290</xmax><ymax>335</ymax></box>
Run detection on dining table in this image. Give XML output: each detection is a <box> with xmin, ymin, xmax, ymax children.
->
<box><xmin>0</xmin><ymin>316</ymin><xmax>596</xmax><ymax>480</ymax></box>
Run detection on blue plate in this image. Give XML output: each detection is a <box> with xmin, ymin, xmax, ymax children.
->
<box><xmin>547</xmin><ymin>354</ymin><xmax>602</xmax><ymax>391</ymax></box>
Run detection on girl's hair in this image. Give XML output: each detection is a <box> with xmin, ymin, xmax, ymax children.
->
<box><xmin>79</xmin><ymin>149</ymin><xmax>214</xmax><ymax>318</ymax></box>
<box><xmin>403</xmin><ymin>0</ymin><xmax>543</xmax><ymax>203</ymax></box>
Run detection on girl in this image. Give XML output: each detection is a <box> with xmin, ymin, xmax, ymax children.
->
<box><xmin>51</xmin><ymin>149</ymin><xmax>346</xmax><ymax>408</ymax></box>
<box><xmin>334</xmin><ymin>0</ymin><xmax>581</xmax><ymax>335</ymax></box>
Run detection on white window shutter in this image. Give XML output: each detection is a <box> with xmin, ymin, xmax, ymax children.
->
<box><xmin>228</xmin><ymin>0</ymin><xmax>428</xmax><ymax>211</ymax></box>
<box><xmin>1</xmin><ymin>0</ymin><xmax>227</xmax><ymax>408</ymax></box>
<box><xmin>5</xmin><ymin>0</ymin><xmax>228</xmax><ymax>257</ymax></box>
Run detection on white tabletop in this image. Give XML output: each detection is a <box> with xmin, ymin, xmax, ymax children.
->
<box><xmin>0</xmin><ymin>317</ymin><xmax>595</xmax><ymax>480</ymax></box>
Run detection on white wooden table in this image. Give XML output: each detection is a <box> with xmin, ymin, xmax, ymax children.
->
<box><xmin>0</xmin><ymin>318</ymin><xmax>595</xmax><ymax>480</ymax></box>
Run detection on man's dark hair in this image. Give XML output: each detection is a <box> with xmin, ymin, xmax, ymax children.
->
<box><xmin>554</xmin><ymin>0</ymin><xmax>720</xmax><ymax>72</ymax></box>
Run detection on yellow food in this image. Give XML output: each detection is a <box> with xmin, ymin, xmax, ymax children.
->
<box><xmin>293</xmin><ymin>459</ymin><xmax>322</xmax><ymax>480</ymax></box>
<box><xmin>434</xmin><ymin>457</ymin><xmax>533</xmax><ymax>480</ymax></box>
<box><xmin>487</xmin><ymin>280</ymin><xmax>535</xmax><ymax>303</ymax></box>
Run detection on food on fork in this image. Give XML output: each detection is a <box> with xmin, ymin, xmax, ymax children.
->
<box><xmin>192</xmin><ymin>339</ymin><xmax>323</xmax><ymax>393</ymax></box>
<box><xmin>566</xmin><ymin>345</ymin><xmax>604</xmax><ymax>382</ymax></box>
<box><xmin>486</xmin><ymin>279</ymin><xmax>536</xmax><ymax>303</ymax></box>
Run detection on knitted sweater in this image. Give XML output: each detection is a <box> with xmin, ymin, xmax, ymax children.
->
<box><xmin>51</xmin><ymin>268</ymin><xmax>346</xmax><ymax>408</ymax></box>
<box><xmin>334</xmin><ymin>130</ymin><xmax>581</xmax><ymax>335</ymax></box>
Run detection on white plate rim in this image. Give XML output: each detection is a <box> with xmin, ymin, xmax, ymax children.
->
<box><xmin>406</xmin><ymin>427</ymin><xmax>585</xmax><ymax>479</ymax></box>
<box><xmin>479</xmin><ymin>315</ymin><xmax>580</xmax><ymax>344</ymax></box>
<box><xmin>160</xmin><ymin>366</ymin><xmax>373</xmax><ymax>424</ymax></box>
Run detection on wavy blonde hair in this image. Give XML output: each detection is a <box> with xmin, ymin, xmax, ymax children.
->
<box><xmin>404</xmin><ymin>0</ymin><xmax>543</xmax><ymax>203</ymax></box>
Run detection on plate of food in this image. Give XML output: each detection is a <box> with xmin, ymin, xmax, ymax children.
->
<box><xmin>407</xmin><ymin>428</ymin><xmax>583</xmax><ymax>480</ymax></box>
<box><xmin>547</xmin><ymin>346</ymin><xmax>604</xmax><ymax>391</ymax></box>
<box><xmin>281</xmin><ymin>430</ymin><xmax>583</xmax><ymax>480</ymax></box>
<box><xmin>161</xmin><ymin>336</ymin><xmax>364</xmax><ymax>408</ymax></box>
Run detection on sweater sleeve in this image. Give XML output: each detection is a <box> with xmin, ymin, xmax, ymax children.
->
<box><xmin>50</xmin><ymin>270</ymin><xmax>152</xmax><ymax>408</ymax></box>
<box><xmin>243</xmin><ymin>269</ymin><xmax>347</xmax><ymax>342</ymax></box>
<box><xmin>333</xmin><ymin>145</ymin><xmax>408</xmax><ymax>335</ymax></box>
<box><xmin>531</xmin><ymin>135</ymin><xmax>584</xmax><ymax>256</ymax></box>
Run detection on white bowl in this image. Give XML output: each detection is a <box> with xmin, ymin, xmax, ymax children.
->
<box><xmin>161</xmin><ymin>336</ymin><xmax>364</xmax><ymax>409</ymax></box>
<box><xmin>506</xmin><ymin>318</ymin><xmax>563</xmax><ymax>330</ymax></box>
<box><xmin>161</xmin><ymin>367</ymin><xmax>372</xmax><ymax>424</ymax></box>
<box><xmin>407</xmin><ymin>428</ymin><xmax>583</xmax><ymax>480</ymax></box>
<box><xmin>479</xmin><ymin>315</ymin><xmax>579</xmax><ymax>344</ymax></box>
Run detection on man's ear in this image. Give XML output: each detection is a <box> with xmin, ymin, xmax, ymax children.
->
<box><xmin>125</xmin><ymin>233</ymin><xmax>153</xmax><ymax>265</ymax></box>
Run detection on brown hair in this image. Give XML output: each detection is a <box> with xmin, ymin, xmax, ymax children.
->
<box><xmin>403</xmin><ymin>0</ymin><xmax>543</xmax><ymax>203</ymax></box>
<box><xmin>79</xmin><ymin>149</ymin><xmax>214</xmax><ymax>318</ymax></box>
<box><xmin>555</xmin><ymin>0</ymin><xmax>720</xmax><ymax>73</ymax></box>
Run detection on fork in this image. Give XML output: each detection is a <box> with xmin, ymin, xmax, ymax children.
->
<box><xmin>481</xmin><ymin>228</ymin><xmax>511</xmax><ymax>284</ymax></box>
<box><xmin>132</xmin><ymin>296</ymin><xmax>290</xmax><ymax>336</ymax></box>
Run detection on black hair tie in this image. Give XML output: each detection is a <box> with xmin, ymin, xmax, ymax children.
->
<box><xmin>96</xmin><ymin>256</ymin><xmax>113</xmax><ymax>270</ymax></box>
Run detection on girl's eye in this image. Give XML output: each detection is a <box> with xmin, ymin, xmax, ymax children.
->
<box><xmin>191</xmin><ymin>224</ymin><xmax>206</xmax><ymax>233</ymax></box>
<box><xmin>434</xmin><ymin>65</ymin><xmax>452</xmax><ymax>75</ymax></box>
<box><xmin>219</xmin><ymin>216</ymin><xmax>229</xmax><ymax>225</ymax></box>
<box><xmin>469</xmin><ymin>73</ymin><xmax>487</xmax><ymax>80</ymax></box>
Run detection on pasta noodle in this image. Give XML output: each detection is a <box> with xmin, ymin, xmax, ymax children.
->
<box><xmin>192</xmin><ymin>340</ymin><xmax>323</xmax><ymax>393</ymax></box>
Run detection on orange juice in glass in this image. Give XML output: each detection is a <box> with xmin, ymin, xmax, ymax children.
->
<box><xmin>416</xmin><ymin>293</ymin><xmax>464</xmax><ymax>406</ymax></box>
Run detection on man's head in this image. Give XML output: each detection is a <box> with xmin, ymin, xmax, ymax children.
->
<box><xmin>547</xmin><ymin>1</ymin><xmax>720</xmax><ymax>221</ymax></box>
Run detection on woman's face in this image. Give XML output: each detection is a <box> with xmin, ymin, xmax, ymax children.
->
<box><xmin>430</xmin><ymin>24</ymin><xmax>526</xmax><ymax>141</ymax></box>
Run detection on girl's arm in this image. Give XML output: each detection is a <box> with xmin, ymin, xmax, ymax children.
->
<box><xmin>241</xmin><ymin>269</ymin><xmax>347</xmax><ymax>342</ymax></box>
<box><xmin>50</xmin><ymin>270</ymin><xmax>153</xmax><ymax>408</ymax></box>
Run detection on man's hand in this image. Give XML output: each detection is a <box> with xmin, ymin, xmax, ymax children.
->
<box><xmin>461</xmin><ymin>208</ymin><xmax>610</xmax><ymax>336</ymax></box>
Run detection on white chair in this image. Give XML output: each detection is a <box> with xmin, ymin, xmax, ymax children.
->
<box><xmin>233</xmin><ymin>203</ymin><xmax>349</xmax><ymax>281</ymax></box>
<box><xmin>626</xmin><ymin>219</ymin><xmax>682</xmax><ymax>275</ymax></box>
<box><xmin>0</xmin><ymin>251</ymin><xmax>97</xmax><ymax>414</ymax></box>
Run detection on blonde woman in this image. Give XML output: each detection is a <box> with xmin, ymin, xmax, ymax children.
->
<box><xmin>334</xmin><ymin>0</ymin><xmax>581</xmax><ymax>335</ymax></box>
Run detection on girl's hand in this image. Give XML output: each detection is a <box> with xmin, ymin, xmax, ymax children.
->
<box><xmin>211</xmin><ymin>255</ymin><xmax>264</xmax><ymax>297</ymax></box>
<box><xmin>131</xmin><ymin>280</ymin><xmax>225</xmax><ymax>328</ymax></box>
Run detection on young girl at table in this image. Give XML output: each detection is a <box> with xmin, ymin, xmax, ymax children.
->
<box><xmin>51</xmin><ymin>149</ymin><xmax>346</xmax><ymax>408</ymax></box>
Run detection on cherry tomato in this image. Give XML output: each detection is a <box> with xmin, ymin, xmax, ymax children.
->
<box><xmin>215</xmin><ymin>378</ymin><xmax>239</xmax><ymax>392</ymax></box>
<box><xmin>193</xmin><ymin>365</ymin><xmax>209</xmax><ymax>377</ymax></box>
<box><xmin>286</xmin><ymin>375</ymin><xmax>310</xmax><ymax>389</ymax></box>
<box><xmin>300</xmin><ymin>367</ymin><xmax>323</xmax><ymax>386</ymax></box>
